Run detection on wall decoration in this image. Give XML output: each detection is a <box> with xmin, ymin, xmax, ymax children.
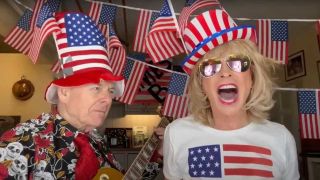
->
<box><xmin>284</xmin><ymin>50</ymin><xmax>306</xmax><ymax>81</ymax></box>
<box><xmin>0</xmin><ymin>116</ymin><xmax>20</xmax><ymax>135</ymax></box>
<box><xmin>12</xmin><ymin>76</ymin><xmax>35</xmax><ymax>101</ymax></box>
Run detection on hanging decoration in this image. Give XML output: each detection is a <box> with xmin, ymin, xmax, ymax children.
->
<box><xmin>12</xmin><ymin>76</ymin><xmax>35</xmax><ymax>101</ymax></box>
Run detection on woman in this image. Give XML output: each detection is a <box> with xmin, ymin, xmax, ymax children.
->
<box><xmin>163</xmin><ymin>9</ymin><xmax>299</xmax><ymax>179</ymax></box>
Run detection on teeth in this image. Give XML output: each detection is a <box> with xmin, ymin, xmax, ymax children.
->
<box><xmin>219</xmin><ymin>84</ymin><xmax>236</xmax><ymax>90</ymax></box>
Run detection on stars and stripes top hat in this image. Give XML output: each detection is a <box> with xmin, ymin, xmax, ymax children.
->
<box><xmin>45</xmin><ymin>12</ymin><xmax>124</xmax><ymax>104</ymax></box>
<box><xmin>181</xmin><ymin>9</ymin><xmax>257</xmax><ymax>74</ymax></box>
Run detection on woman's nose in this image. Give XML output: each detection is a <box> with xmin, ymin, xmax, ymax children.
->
<box><xmin>219</xmin><ymin>62</ymin><xmax>232</xmax><ymax>78</ymax></box>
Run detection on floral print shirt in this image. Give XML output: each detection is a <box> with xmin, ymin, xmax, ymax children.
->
<box><xmin>0</xmin><ymin>113</ymin><xmax>123</xmax><ymax>180</ymax></box>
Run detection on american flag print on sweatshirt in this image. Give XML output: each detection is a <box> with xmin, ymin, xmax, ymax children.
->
<box><xmin>188</xmin><ymin>144</ymin><xmax>274</xmax><ymax>178</ymax></box>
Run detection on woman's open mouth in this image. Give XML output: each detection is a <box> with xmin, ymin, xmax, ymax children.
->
<box><xmin>217</xmin><ymin>84</ymin><xmax>238</xmax><ymax>104</ymax></box>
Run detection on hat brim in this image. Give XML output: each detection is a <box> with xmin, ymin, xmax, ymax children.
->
<box><xmin>45</xmin><ymin>70</ymin><xmax>124</xmax><ymax>104</ymax></box>
<box><xmin>182</xmin><ymin>25</ymin><xmax>256</xmax><ymax>74</ymax></box>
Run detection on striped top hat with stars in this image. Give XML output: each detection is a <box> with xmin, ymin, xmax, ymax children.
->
<box><xmin>45</xmin><ymin>12</ymin><xmax>124</xmax><ymax>104</ymax></box>
<box><xmin>181</xmin><ymin>9</ymin><xmax>257</xmax><ymax>75</ymax></box>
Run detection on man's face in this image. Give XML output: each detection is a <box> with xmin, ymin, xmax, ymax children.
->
<box><xmin>60</xmin><ymin>80</ymin><xmax>114</xmax><ymax>132</ymax></box>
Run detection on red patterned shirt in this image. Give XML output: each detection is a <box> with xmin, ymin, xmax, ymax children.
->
<box><xmin>0</xmin><ymin>113</ymin><xmax>123</xmax><ymax>179</ymax></box>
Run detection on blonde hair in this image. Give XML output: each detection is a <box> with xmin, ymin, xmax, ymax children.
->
<box><xmin>188</xmin><ymin>39</ymin><xmax>278</xmax><ymax>125</ymax></box>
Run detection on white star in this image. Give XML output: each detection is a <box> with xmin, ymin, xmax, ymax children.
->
<box><xmin>201</xmin><ymin>156</ymin><xmax>206</xmax><ymax>161</ymax></box>
<box><xmin>205</xmin><ymin>148</ymin><xmax>210</xmax><ymax>153</ymax></box>
<box><xmin>190</xmin><ymin>164</ymin><xmax>195</xmax><ymax>169</ymax></box>
<box><xmin>198</xmin><ymin>163</ymin><xmax>203</xmax><ymax>168</ymax></box>
<box><xmin>214</xmin><ymin>162</ymin><xmax>220</xmax><ymax>167</ymax></box>
<box><xmin>193</xmin><ymin>156</ymin><xmax>198</xmax><ymax>161</ymax></box>
<box><xmin>209</xmin><ymin>170</ymin><xmax>214</xmax><ymax>175</ymax></box>
<box><xmin>206</xmin><ymin>162</ymin><xmax>211</xmax><ymax>167</ymax></box>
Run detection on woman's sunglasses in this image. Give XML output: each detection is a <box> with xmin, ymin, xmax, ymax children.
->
<box><xmin>198</xmin><ymin>55</ymin><xmax>252</xmax><ymax>78</ymax></box>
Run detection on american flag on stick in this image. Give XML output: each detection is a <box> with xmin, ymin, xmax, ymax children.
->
<box><xmin>188</xmin><ymin>144</ymin><xmax>274</xmax><ymax>178</ymax></box>
<box><xmin>145</xmin><ymin>0</ymin><xmax>184</xmax><ymax>63</ymax></box>
<box><xmin>297</xmin><ymin>90</ymin><xmax>320</xmax><ymax>139</ymax></box>
<box><xmin>162</xmin><ymin>72</ymin><xmax>189</xmax><ymax>118</ymax></box>
<box><xmin>117</xmin><ymin>58</ymin><xmax>147</xmax><ymax>104</ymax></box>
<box><xmin>257</xmin><ymin>20</ymin><xmax>288</xmax><ymax>64</ymax></box>
<box><xmin>28</xmin><ymin>0</ymin><xmax>61</xmax><ymax>63</ymax></box>
<box><xmin>132</xmin><ymin>10</ymin><xmax>159</xmax><ymax>53</ymax></box>
<box><xmin>4</xmin><ymin>0</ymin><xmax>44</xmax><ymax>55</ymax></box>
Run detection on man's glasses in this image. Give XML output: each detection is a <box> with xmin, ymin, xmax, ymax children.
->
<box><xmin>198</xmin><ymin>55</ymin><xmax>252</xmax><ymax>78</ymax></box>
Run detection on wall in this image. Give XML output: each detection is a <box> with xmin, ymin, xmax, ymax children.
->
<box><xmin>0</xmin><ymin>54</ymin><xmax>53</xmax><ymax>121</ymax></box>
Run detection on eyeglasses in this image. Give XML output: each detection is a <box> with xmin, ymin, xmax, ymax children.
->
<box><xmin>198</xmin><ymin>55</ymin><xmax>252</xmax><ymax>78</ymax></box>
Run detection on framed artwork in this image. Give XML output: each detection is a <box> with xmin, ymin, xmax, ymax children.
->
<box><xmin>0</xmin><ymin>116</ymin><xmax>20</xmax><ymax>136</ymax></box>
<box><xmin>284</xmin><ymin>50</ymin><xmax>306</xmax><ymax>81</ymax></box>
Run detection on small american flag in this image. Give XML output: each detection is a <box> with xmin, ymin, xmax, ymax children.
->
<box><xmin>297</xmin><ymin>91</ymin><xmax>320</xmax><ymax>139</ymax></box>
<box><xmin>188</xmin><ymin>144</ymin><xmax>274</xmax><ymax>178</ymax></box>
<box><xmin>4</xmin><ymin>0</ymin><xmax>44</xmax><ymax>55</ymax></box>
<box><xmin>178</xmin><ymin>0</ymin><xmax>222</xmax><ymax>36</ymax></box>
<box><xmin>117</xmin><ymin>58</ymin><xmax>147</xmax><ymax>104</ymax></box>
<box><xmin>53</xmin><ymin>12</ymin><xmax>109</xmax><ymax>75</ymax></box>
<box><xmin>109</xmin><ymin>26</ymin><xmax>126</xmax><ymax>76</ymax></box>
<box><xmin>28</xmin><ymin>0</ymin><xmax>61</xmax><ymax>63</ymax></box>
<box><xmin>88</xmin><ymin>2</ymin><xmax>126</xmax><ymax>76</ymax></box>
<box><xmin>145</xmin><ymin>0</ymin><xmax>184</xmax><ymax>63</ymax></box>
<box><xmin>162</xmin><ymin>72</ymin><xmax>189</xmax><ymax>118</ymax></box>
<box><xmin>132</xmin><ymin>10</ymin><xmax>159</xmax><ymax>53</ymax></box>
<box><xmin>257</xmin><ymin>20</ymin><xmax>288</xmax><ymax>64</ymax></box>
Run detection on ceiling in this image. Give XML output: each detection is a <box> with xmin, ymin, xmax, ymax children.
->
<box><xmin>1</xmin><ymin>0</ymin><xmax>320</xmax><ymax>64</ymax></box>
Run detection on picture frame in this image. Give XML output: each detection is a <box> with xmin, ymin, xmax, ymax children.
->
<box><xmin>284</xmin><ymin>50</ymin><xmax>306</xmax><ymax>81</ymax></box>
<box><xmin>0</xmin><ymin>116</ymin><xmax>20</xmax><ymax>136</ymax></box>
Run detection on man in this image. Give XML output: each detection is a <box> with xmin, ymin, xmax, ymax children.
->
<box><xmin>0</xmin><ymin>12</ymin><xmax>162</xmax><ymax>180</ymax></box>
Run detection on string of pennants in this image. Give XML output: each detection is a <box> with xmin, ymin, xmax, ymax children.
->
<box><xmin>4</xmin><ymin>0</ymin><xmax>320</xmax><ymax>124</ymax></box>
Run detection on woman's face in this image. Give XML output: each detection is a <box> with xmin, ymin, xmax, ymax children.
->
<box><xmin>201</xmin><ymin>52</ymin><xmax>253</xmax><ymax>117</ymax></box>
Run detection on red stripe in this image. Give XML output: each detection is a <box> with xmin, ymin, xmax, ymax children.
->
<box><xmin>63</xmin><ymin>59</ymin><xmax>109</xmax><ymax>68</ymax></box>
<box><xmin>60</xmin><ymin>49</ymin><xmax>108</xmax><ymax>58</ymax></box>
<box><xmin>210</xmin><ymin>10</ymin><xmax>221</xmax><ymax>32</ymax></box>
<box><xmin>225</xmin><ymin>168</ymin><xmax>273</xmax><ymax>177</ymax></box>
<box><xmin>223</xmin><ymin>144</ymin><xmax>271</xmax><ymax>155</ymax></box>
<box><xmin>224</xmin><ymin>156</ymin><xmax>273</xmax><ymax>166</ymax></box>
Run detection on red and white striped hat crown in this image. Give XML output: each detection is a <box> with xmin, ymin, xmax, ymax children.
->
<box><xmin>181</xmin><ymin>9</ymin><xmax>257</xmax><ymax>74</ymax></box>
<box><xmin>45</xmin><ymin>12</ymin><xmax>124</xmax><ymax>104</ymax></box>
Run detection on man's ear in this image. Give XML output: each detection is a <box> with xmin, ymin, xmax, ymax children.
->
<box><xmin>57</xmin><ymin>87</ymin><xmax>70</xmax><ymax>103</ymax></box>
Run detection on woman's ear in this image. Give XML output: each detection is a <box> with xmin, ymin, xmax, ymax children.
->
<box><xmin>57</xmin><ymin>87</ymin><xmax>70</xmax><ymax>103</ymax></box>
